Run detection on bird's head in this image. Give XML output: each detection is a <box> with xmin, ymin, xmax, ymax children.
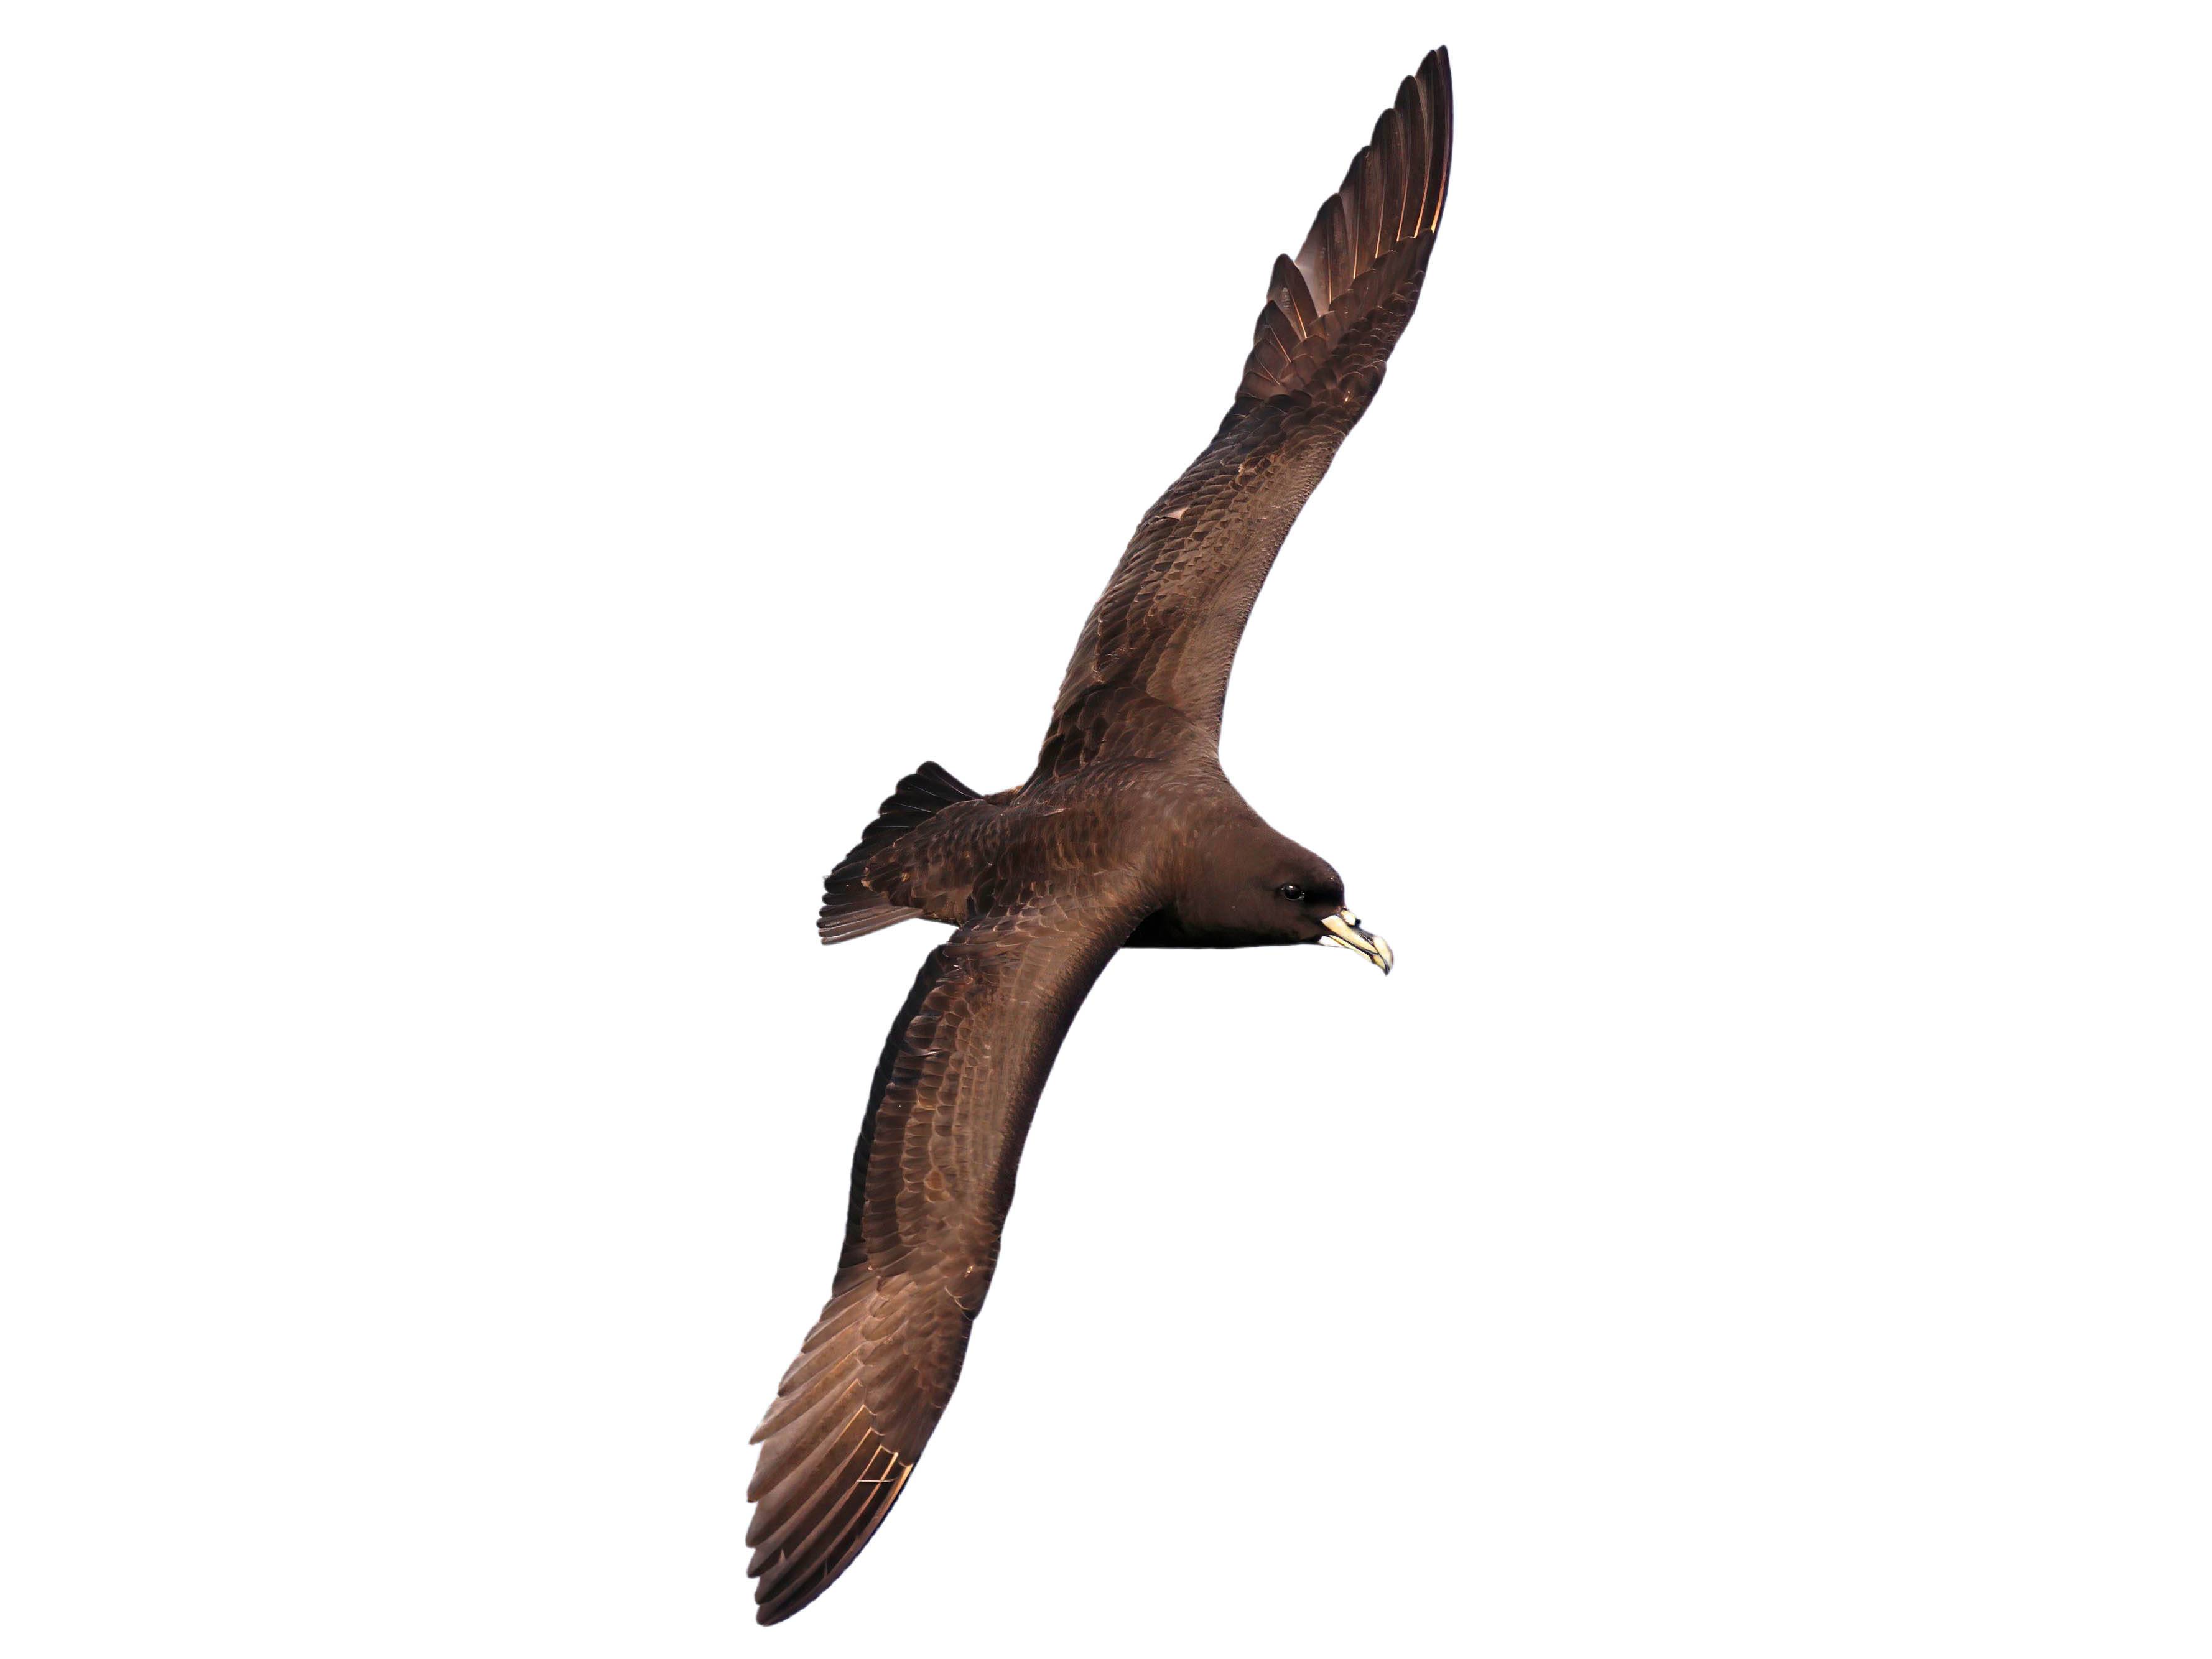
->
<box><xmin>1150</xmin><ymin>819</ymin><xmax>1393</xmax><ymax>972</ymax></box>
<box><xmin>1258</xmin><ymin>857</ymin><xmax>1393</xmax><ymax>974</ymax></box>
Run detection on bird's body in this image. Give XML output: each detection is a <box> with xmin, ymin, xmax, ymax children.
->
<box><xmin>750</xmin><ymin>48</ymin><xmax>1453</xmax><ymax>1623</ymax></box>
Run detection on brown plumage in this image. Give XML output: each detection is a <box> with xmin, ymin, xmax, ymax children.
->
<box><xmin>749</xmin><ymin>47</ymin><xmax>1452</xmax><ymax>1624</ymax></box>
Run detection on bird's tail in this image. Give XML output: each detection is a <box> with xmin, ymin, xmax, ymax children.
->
<box><xmin>817</xmin><ymin>761</ymin><xmax>981</xmax><ymax>943</ymax></box>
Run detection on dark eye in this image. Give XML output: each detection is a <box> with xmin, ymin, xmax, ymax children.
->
<box><xmin>1277</xmin><ymin>883</ymin><xmax>1308</xmax><ymax>903</ymax></box>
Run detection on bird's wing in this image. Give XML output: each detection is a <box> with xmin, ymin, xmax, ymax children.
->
<box><xmin>1037</xmin><ymin>48</ymin><xmax>1453</xmax><ymax>774</ymax></box>
<box><xmin>746</xmin><ymin>880</ymin><xmax>1150</xmax><ymax>1624</ymax></box>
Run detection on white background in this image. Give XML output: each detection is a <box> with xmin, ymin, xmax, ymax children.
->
<box><xmin>4</xmin><ymin>2</ymin><xmax>2208</xmax><ymax>1654</ymax></box>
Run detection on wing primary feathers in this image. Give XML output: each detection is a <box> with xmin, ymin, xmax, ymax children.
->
<box><xmin>1271</xmin><ymin>253</ymin><xmax>1320</xmax><ymax>335</ymax></box>
<box><xmin>1355</xmin><ymin>128</ymin><xmax>1385</xmax><ymax>263</ymax></box>
<box><xmin>1398</xmin><ymin>74</ymin><xmax>1431</xmax><ymax>243</ymax></box>
<box><xmin>1237</xmin><ymin>45</ymin><xmax>1453</xmax><ymax>405</ymax></box>
<box><xmin>1420</xmin><ymin>48</ymin><xmax>1452</xmax><ymax>232</ymax></box>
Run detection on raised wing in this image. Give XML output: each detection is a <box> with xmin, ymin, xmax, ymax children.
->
<box><xmin>1036</xmin><ymin>48</ymin><xmax>1452</xmax><ymax>774</ymax></box>
<box><xmin>746</xmin><ymin>883</ymin><xmax>1148</xmax><ymax>1623</ymax></box>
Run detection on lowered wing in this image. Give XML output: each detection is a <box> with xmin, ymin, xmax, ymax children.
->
<box><xmin>747</xmin><ymin>883</ymin><xmax>1148</xmax><ymax>1622</ymax></box>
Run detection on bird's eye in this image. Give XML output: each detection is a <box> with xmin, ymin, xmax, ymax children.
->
<box><xmin>1277</xmin><ymin>884</ymin><xmax>1308</xmax><ymax>903</ymax></box>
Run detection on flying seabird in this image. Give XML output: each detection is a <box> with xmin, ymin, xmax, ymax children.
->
<box><xmin>748</xmin><ymin>47</ymin><xmax>1453</xmax><ymax>1622</ymax></box>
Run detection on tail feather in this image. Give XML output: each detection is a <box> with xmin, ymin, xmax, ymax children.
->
<box><xmin>817</xmin><ymin>762</ymin><xmax>980</xmax><ymax>944</ymax></box>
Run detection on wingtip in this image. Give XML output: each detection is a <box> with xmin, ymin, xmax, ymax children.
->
<box><xmin>753</xmin><ymin>1574</ymin><xmax>812</xmax><ymax>1626</ymax></box>
<box><xmin>1234</xmin><ymin>47</ymin><xmax>1456</xmax><ymax>402</ymax></box>
<box><xmin>1424</xmin><ymin>48</ymin><xmax>1452</xmax><ymax>232</ymax></box>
